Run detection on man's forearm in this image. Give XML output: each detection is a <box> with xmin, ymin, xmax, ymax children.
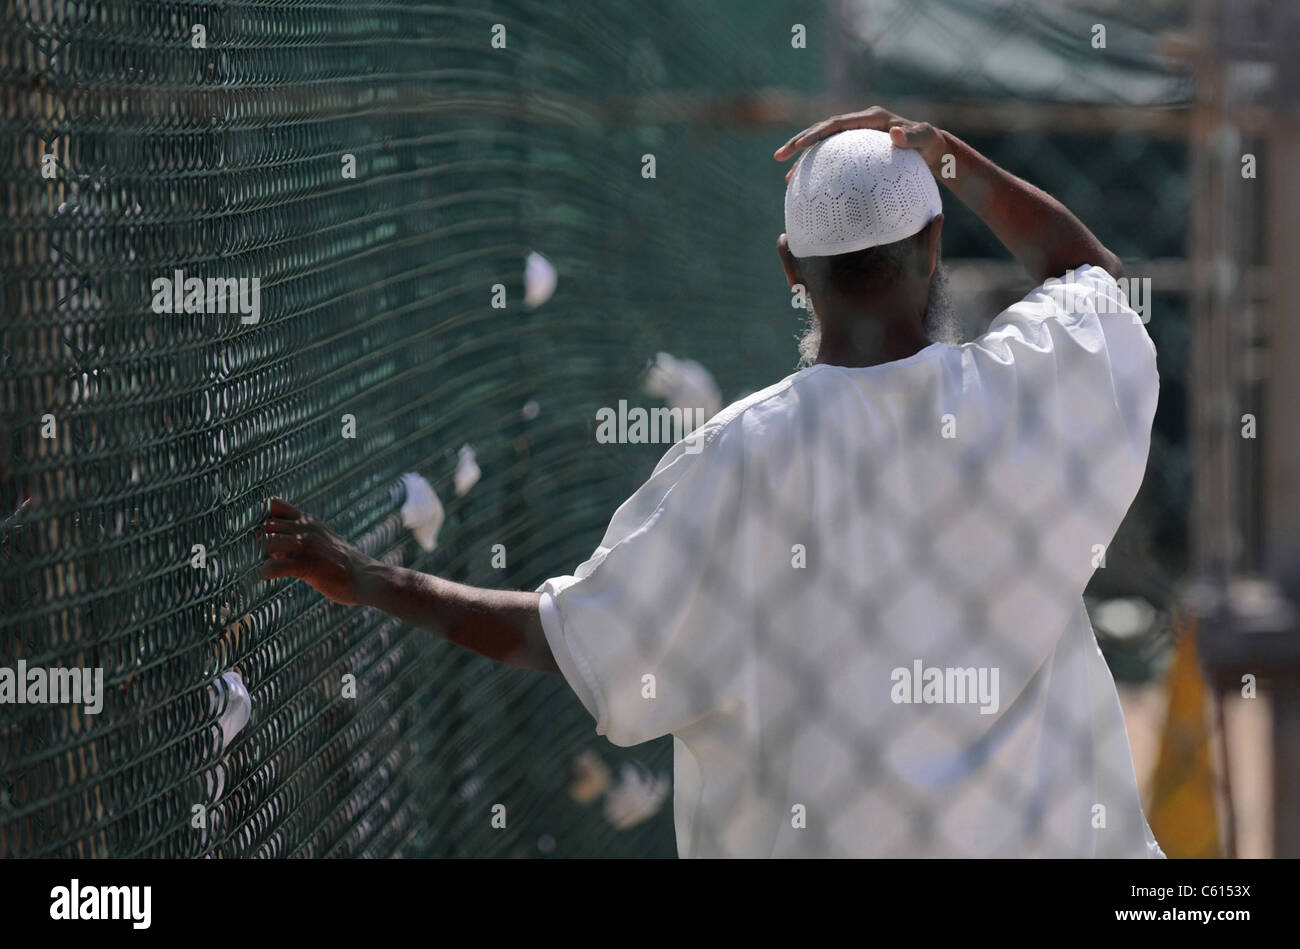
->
<box><xmin>933</xmin><ymin>130</ymin><xmax>1123</xmax><ymax>284</ymax></box>
<box><xmin>359</xmin><ymin>563</ymin><xmax>559</xmax><ymax>674</ymax></box>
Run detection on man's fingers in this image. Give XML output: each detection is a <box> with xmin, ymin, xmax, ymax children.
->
<box><xmin>784</xmin><ymin>153</ymin><xmax>804</xmax><ymax>183</ymax></box>
<box><xmin>891</xmin><ymin>122</ymin><xmax>933</xmax><ymax>149</ymax></box>
<box><xmin>776</xmin><ymin>118</ymin><xmax>837</xmax><ymax>159</ymax></box>
<box><xmin>774</xmin><ymin>108</ymin><xmax>896</xmax><ymax>161</ymax></box>
<box><xmin>775</xmin><ymin>120</ymin><xmax>835</xmax><ymax>160</ymax></box>
<box><xmin>263</xmin><ymin>534</ymin><xmax>306</xmax><ymax>556</ymax></box>
<box><xmin>266</xmin><ymin>497</ymin><xmax>301</xmax><ymax>519</ymax></box>
<box><xmin>774</xmin><ymin>131</ymin><xmax>812</xmax><ymax>160</ymax></box>
<box><xmin>889</xmin><ymin>124</ymin><xmax>928</xmax><ymax>152</ymax></box>
<box><xmin>261</xmin><ymin>556</ymin><xmax>307</xmax><ymax>581</ymax></box>
<box><xmin>773</xmin><ymin>130</ymin><xmax>806</xmax><ymax>160</ymax></box>
<box><xmin>261</xmin><ymin>517</ymin><xmax>304</xmax><ymax>536</ymax></box>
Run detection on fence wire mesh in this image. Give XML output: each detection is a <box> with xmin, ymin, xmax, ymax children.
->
<box><xmin>2</xmin><ymin>0</ymin><xmax>1191</xmax><ymax>858</ymax></box>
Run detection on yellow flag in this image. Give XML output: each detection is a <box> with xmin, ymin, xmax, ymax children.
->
<box><xmin>1146</xmin><ymin>614</ymin><xmax>1222</xmax><ymax>857</ymax></box>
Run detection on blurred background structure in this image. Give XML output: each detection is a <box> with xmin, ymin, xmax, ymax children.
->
<box><xmin>1</xmin><ymin>0</ymin><xmax>1295</xmax><ymax>857</ymax></box>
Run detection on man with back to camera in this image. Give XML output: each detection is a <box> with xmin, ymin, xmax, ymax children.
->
<box><xmin>259</xmin><ymin>107</ymin><xmax>1165</xmax><ymax>858</ymax></box>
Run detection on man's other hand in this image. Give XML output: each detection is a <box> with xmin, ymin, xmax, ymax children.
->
<box><xmin>258</xmin><ymin>497</ymin><xmax>379</xmax><ymax>606</ymax></box>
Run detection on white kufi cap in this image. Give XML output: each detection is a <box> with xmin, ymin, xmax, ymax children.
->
<box><xmin>784</xmin><ymin>129</ymin><xmax>941</xmax><ymax>257</ymax></box>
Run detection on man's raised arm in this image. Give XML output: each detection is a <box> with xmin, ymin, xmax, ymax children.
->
<box><xmin>774</xmin><ymin>106</ymin><xmax>1124</xmax><ymax>284</ymax></box>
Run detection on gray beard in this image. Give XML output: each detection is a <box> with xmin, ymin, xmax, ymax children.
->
<box><xmin>796</xmin><ymin>311</ymin><xmax>821</xmax><ymax>368</ymax></box>
<box><xmin>797</xmin><ymin>263</ymin><xmax>958</xmax><ymax>368</ymax></box>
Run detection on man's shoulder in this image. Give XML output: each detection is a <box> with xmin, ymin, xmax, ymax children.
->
<box><xmin>701</xmin><ymin>365</ymin><xmax>858</xmax><ymax>444</ymax></box>
<box><xmin>715</xmin><ymin>370</ymin><xmax>817</xmax><ymax>427</ymax></box>
<box><xmin>648</xmin><ymin>370</ymin><xmax>817</xmax><ymax>476</ymax></box>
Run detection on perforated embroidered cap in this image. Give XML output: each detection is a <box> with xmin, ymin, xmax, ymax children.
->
<box><xmin>784</xmin><ymin>129</ymin><xmax>942</xmax><ymax>257</ymax></box>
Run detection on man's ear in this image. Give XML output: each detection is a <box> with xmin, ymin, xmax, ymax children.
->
<box><xmin>923</xmin><ymin>214</ymin><xmax>944</xmax><ymax>278</ymax></box>
<box><xmin>778</xmin><ymin>233</ymin><xmax>801</xmax><ymax>288</ymax></box>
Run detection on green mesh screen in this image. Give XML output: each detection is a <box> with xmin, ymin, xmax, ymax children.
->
<box><xmin>0</xmin><ymin>0</ymin><xmax>824</xmax><ymax>858</ymax></box>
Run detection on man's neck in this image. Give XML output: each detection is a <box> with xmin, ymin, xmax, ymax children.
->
<box><xmin>814</xmin><ymin>314</ymin><xmax>933</xmax><ymax>369</ymax></box>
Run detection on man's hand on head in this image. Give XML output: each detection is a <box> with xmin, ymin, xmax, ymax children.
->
<box><xmin>775</xmin><ymin>106</ymin><xmax>947</xmax><ymax>179</ymax></box>
<box><xmin>259</xmin><ymin>497</ymin><xmax>382</xmax><ymax>606</ymax></box>
<box><xmin>776</xmin><ymin>104</ymin><xmax>1123</xmax><ymax>285</ymax></box>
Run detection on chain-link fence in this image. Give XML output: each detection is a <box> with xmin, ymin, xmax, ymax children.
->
<box><xmin>0</xmin><ymin>0</ymin><xmax>1251</xmax><ymax>858</ymax></box>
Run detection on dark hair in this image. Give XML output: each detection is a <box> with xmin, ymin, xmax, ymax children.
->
<box><xmin>796</xmin><ymin>230</ymin><xmax>925</xmax><ymax>297</ymax></box>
